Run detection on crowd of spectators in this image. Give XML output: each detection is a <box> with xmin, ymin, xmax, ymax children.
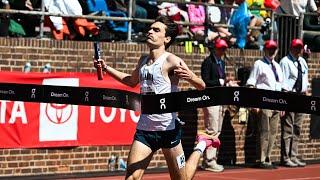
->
<box><xmin>0</xmin><ymin>0</ymin><xmax>319</xmax><ymax>50</ymax></box>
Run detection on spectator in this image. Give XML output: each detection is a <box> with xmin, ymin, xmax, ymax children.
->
<box><xmin>107</xmin><ymin>0</ymin><xmax>147</xmax><ymax>33</ymax></box>
<box><xmin>279</xmin><ymin>39</ymin><xmax>308</xmax><ymax>167</ymax></box>
<box><xmin>158</xmin><ymin>2</ymin><xmax>190</xmax><ymax>36</ymax></box>
<box><xmin>201</xmin><ymin>39</ymin><xmax>238</xmax><ymax>172</ymax></box>
<box><xmin>221</xmin><ymin>0</ymin><xmax>235</xmax><ymax>24</ymax></box>
<box><xmin>206</xmin><ymin>0</ymin><xmax>236</xmax><ymax>44</ymax></box>
<box><xmin>44</xmin><ymin>0</ymin><xmax>98</xmax><ymax>40</ymax></box>
<box><xmin>246</xmin><ymin>40</ymin><xmax>283</xmax><ymax>169</ymax></box>
<box><xmin>247</xmin><ymin>0</ymin><xmax>267</xmax><ymax>18</ymax></box>
<box><xmin>246</xmin><ymin>0</ymin><xmax>266</xmax><ymax>49</ymax></box>
<box><xmin>137</xmin><ymin>0</ymin><xmax>157</xmax><ymax>19</ymax></box>
<box><xmin>276</xmin><ymin>0</ymin><xmax>319</xmax><ymax>57</ymax></box>
<box><xmin>187</xmin><ymin>1</ymin><xmax>206</xmax><ymax>40</ymax></box>
<box><xmin>0</xmin><ymin>0</ymin><xmax>10</xmax><ymax>36</ymax></box>
<box><xmin>10</xmin><ymin>0</ymin><xmax>41</xmax><ymax>37</ymax></box>
<box><xmin>277</xmin><ymin>0</ymin><xmax>319</xmax><ymax>16</ymax></box>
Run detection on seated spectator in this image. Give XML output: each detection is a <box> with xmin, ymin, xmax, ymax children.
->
<box><xmin>10</xmin><ymin>0</ymin><xmax>41</xmax><ymax>37</ymax></box>
<box><xmin>246</xmin><ymin>0</ymin><xmax>265</xmax><ymax>49</ymax></box>
<box><xmin>158</xmin><ymin>2</ymin><xmax>190</xmax><ymax>36</ymax></box>
<box><xmin>84</xmin><ymin>0</ymin><xmax>128</xmax><ymax>41</ymax></box>
<box><xmin>107</xmin><ymin>0</ymin><xmax>147</xmax><ymax>33</ymax></box>
<box><xmin>44</xmin><ymin>0</ymin><xmax>98</xmax><ymax>40</ymax></box>
<box><xmin>187</xmin><ymin>1</ymin><xmax>206</xmax><ymax>40</ymax></box>
<box><xmin>263</xmin><ymin>0</ymin><xmax>280</xmax><ymax>11</ymax></box>
<box><xmin>207</xmin><ymin>0</ymin><xmax>236</xmax><ymax>45</ymax></box>
<box><xmin>137</xmin><ymin>0</ymin><xmax>157</xmax><ymax>19</ymax></box>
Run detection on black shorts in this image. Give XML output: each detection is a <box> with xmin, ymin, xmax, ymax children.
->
<box><xmin>134</xmin><ymin>120</ymin><xmax>182</xmax><ymax>152</ymax></box>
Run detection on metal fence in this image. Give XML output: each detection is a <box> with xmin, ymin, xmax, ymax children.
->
<box><xmin>0</xmin><ymin>0</ymin><xmax>272</xmax><ymax>42</ymax></box>
<box><xmin>1</xmin><ymin>0</ymin><xmax>317</xmax><ymax>55</ymax></box>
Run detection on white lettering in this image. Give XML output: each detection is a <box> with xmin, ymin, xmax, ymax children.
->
<box><xmin>234</xmin><ymin>91</ymin><xmax>239</xmax><ymax>102</ymax></box>
<box><xmin>9</xmin><ymin>101</ymin><xmax>27</xmax><ymax>124</ymax></box>
<box><xmin>90</xmin><ymin>106</ymin><xmax>96</xmax><ymax>123</ymax></box>
<box><xmin>51</xmin><ymin>92</ymin><xmax>69</xmax><ymax>98</ymax></box>
<box><xmin>130</xmin><ymin>110</ymin><xmax>140</xmax><ymax>123</ymax></box>
<box><xmin>0</xmin><ymin>90</ymin><xmax>14</xmax><ymax>95</ymax></box>
<box><xmin>202</xmin><ymin>95</ymin><xmax>210</xmax><ymax>100</ymax></box>
<box><xmin>311</xmin><ymin>101</ymin><xmax>316</xmax><ymax>111</ymax></box>
<box><xmin>160</xmin><ymin>98</ymin><xmax>166</xmax><ymax>110</ymax></box>
<box><xmin>262</xmin><ymin>97</ymin><xmax>287</xmax><ymax>104</ymax></box>
<box><xmin>187</xmin><ymin>95</ymin><xmax>211</xmax><ymax>103</ymax></box>
<box><xmin>99</xmin><ymin>107</ymin><xmax>116</xmax><ymax>123</ymax></box>
<box><xmin>119</xmin><ymin>108</ymin><xmax>126</xmax><ymax>123</ymax></box>
<box><xmin>0</xmin><ymin>100</ymin><xmax>7</xmax><ymax>124</ymax></box>
<box><xmin>103</xmin><ymin>95</ymin><xmax>117</xmax><ymax>101</ymax></box>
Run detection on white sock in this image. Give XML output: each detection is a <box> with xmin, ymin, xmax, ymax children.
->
<box><xmin>194</xmin><ymin>141</ymin><xmax>206</xmax><ymax>154</ymax></box>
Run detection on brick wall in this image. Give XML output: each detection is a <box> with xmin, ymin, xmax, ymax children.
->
<box><xmin>0</xmin><ymin>38</ymin><xmax>320</xmax><ymax>177</ymax></box>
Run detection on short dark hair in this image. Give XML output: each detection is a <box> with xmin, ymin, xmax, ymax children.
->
<box><xmin>155</xmin><ymin>15</ymin><xmax>179</xmax><ymax>49</ymax></box>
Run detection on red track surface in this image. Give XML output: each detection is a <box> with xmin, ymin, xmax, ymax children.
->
<box><xmin>63</xmin><ymin>164</ymin><xmax>320</xmax><ymax>180</ymax></box>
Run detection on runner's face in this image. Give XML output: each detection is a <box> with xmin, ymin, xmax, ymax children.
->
<box><xmin>146</xmin><ymin>22</ymin><xmax>170</xmax><ymax>49</ymax></box>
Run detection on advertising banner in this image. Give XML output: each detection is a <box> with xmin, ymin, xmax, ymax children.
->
<box><xmin>0</xmin><ymin>72</ymin><xmax>140</xmax><ymax>148</ymax></box>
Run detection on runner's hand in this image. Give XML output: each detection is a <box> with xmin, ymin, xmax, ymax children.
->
<box><xmin>93</xmin><ymin>58</ymin><xmax>107</xmax><ymax>71</ymax></box>
<box><xmin>174</xmin><ymin>65</ymin><xmax>193</xmax><ymax>80</ymax></box>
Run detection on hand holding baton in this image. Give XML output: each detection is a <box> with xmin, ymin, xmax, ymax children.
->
<box><xmin>94</xmin><ymin>42</ymin><xmax>103</xmax><ymax>80</ymax></box>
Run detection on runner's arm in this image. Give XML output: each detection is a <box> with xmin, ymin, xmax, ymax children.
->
<box><xmin>167</xmin><ymin>54</ymin><xmax>206</xmax><ymax>90</ymax></box>
<box><xmin>94</xmin><ymin>56</ymin><xmax>144</xmax><ymax>87</ymax></box>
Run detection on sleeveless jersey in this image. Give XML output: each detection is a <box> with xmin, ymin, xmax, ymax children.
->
<box><xmin>137</xmin><ymin>52</ymin><xmax>178</xmax><ymax>131</ymax></box>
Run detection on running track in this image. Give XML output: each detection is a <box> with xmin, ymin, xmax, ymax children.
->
<box><xmin>62</xmin><ymin>164</ymin><xmax>320</xmax><ymax>180</ymax></box>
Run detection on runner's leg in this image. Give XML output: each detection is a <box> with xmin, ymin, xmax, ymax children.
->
<box><xmin>125</xmin><ymin>140</ymin><xmax>154</xmax><ymax>180</ymax></box>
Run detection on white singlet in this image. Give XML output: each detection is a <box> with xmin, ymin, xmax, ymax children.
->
<box><xmin>137</xmin><ymin>52</ymin><xmax>178</xmax><ymax>131</ymax></box>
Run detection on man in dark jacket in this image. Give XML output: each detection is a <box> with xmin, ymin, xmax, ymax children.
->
<box><xmin>200</xmin><ymin>39</ymin><xmax>238</xmax><ymax>172</ymax></box>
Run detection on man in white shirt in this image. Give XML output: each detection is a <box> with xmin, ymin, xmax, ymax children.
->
<box><xmin>279</xmin><ymin>39</ymin><xmax>308</xmax><ymax>167</ymax></box>
<box><xmin>246</xmin><ymin>40</ymin><xmax>283</xmax><ymax>169</ymax></box>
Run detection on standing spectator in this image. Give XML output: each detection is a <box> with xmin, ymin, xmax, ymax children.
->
<box><xmin>201</xmin><ymin>39</ymin><xmax>238</xmax><ymax>172</ymax></box>
<box><xmin>246</xmin><ymin>40</ymin><xmax>283</xmax><ymax>169</ymax></box>
<box><xmin>279</xmin><ymin>39</ymin><xmax>308</xmax><ymax>167</ymax></box>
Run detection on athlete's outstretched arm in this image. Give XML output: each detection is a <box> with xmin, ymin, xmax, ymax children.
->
<box><xmin>94</xmin><ymin>56</ymin><xmax>144</xmax><ymax>87</ymax></box>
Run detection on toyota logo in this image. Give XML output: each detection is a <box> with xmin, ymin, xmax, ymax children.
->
<box><xmin>45</xmin><ymin>103</ymin><xmax>73</xmax><ymax>124</ymax></box>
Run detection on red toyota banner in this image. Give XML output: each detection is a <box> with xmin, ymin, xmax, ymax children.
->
<box><xmin>0</xmin><ymin>72</ymin><xmax>140</xmax><ymax>148</ymax></box>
